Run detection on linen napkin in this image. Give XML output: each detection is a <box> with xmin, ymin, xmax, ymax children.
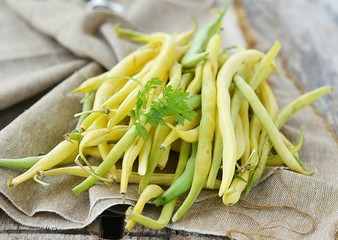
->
<box><xmin>0</xmin><ymin>0</ymin><xmax>337</xmax><ymax>239</ymax></box>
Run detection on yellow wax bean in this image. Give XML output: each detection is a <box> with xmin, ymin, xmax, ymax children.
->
<box><xmin>138</xmin><ymin>127</ymin><xmax>155</xmax><ymax>176</ymax></box>
<box><xmin>93</xmin><ymin>57</ymin><xmax>156</xmax><ymax>109</ymax></box>
<box><xmin>234</xmin><ymin>116</ymin><xmax>245</xmax><ymax>161</ymax></box>
<box><xmin>120</xmin><ymin>124</ymin><xmax>151</xmax><ymax>194</ymax></box>
<box><xmin>139</xmin><ymin>116</ymin><xmax>176</xmax><ymax>192</ymax></box>
<box><xmin>129</xmin><ymin>198</ymin><xmax>177</xmax><ymax>230</ymax></box>
<box><xmin>172</xmin><ymin>33</ymin><xmax>221</xmax><ymax>222</ymax></box>
<box><xmin>161</xmin><ymin>126</ymin><xmax>199</xmax><ymax>150</ymax></box>
<box><xmin>108</xmin><ymin>34</ymin><xmax>176</xmax><ymax>128</ymax></box>
<box><xmin>216</xmin><ymin>49</ymin><xmax>264</xmax><ymax>197</ymax></box>
<box><xmin>73</xmin><ymin>43</ymin><xmax>160</xmax><ymax>93</ymax></box>
<box><xmin>94</xmin><ymin>117</ymin><xmax>118</xmax><ymax>180</ymax></box>
<box><xmin>79</xmin><ymin>125</ymin><xmax>128</xmax><ymax>160</ymax></box>
<box><xmin>233</xmin><ymin>74</ymin><xmax>311</xmax><ymax>175</ymax></box>
<box><xmin>178</xmin><ymin>72</ymin><xmax>194</xmax><ymax>91</ymax></box>
<box><xmin>239</xmin><ymin>101</ymin><xmax>251</xmax><ymax>165</ymax></box>
<box><xmin>10</xmin><ymin>140</ymin><xmax>79</xmax><ymax>186</ymax></box>
<box><xmin>186</xmin><ymin>63</ymin><xmax>203</xmax><ymax>95</ymax></box>
<box><xmin>174</xmin><ymin>25</ymin><xmax>196</xmax><ymax>46</ymax></box>
<box><xmin>42</xmin><ymin>166</ymin><xmax>175</xmax><ymax>186</ymax></box>
<box><xmin>161</xmin><ymin>110</ymin><xmax>201</xmax><ymax>150</ymax></box>
<box><xmin>222</xmin><ymin>102</ymin><xmax>250</xmax><ymax>205</ymax></box>
<box><xmin>156</xmin><ymin>146</ymin><xmax>171</xmax><ymax>170</ymax></box>
<box><xmin>125</xmin><ymin>184</ymin><xmax>164</xmax><ymax>231</ymax></box>
<box><xmin>79</xmin><ymin>59</ymin><xmax>155</xmax><ymax>130</ymax></box>
<box><xmin>82</xmin><ymin>144</ymin><xmax>114</xmax><ymax>158</ymax></box>
<box><xmin>222</xmin><ymin>171</ymin><xmax>250</xmax><ymax>205</ymax></box>
<box><xmin>206</xmin><ymin>108</ymin><xmax>222</xmax><ymax>189</ymax></box>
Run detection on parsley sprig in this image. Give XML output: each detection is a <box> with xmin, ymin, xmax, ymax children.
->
<box><xmin>134</xmin><ymin>77</ymin><xmax>197</xmax><ymax>140</ymax></box>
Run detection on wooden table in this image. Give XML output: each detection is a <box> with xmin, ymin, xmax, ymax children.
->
<box><xmin>1</xmin><ymin>0</ymin><xmax>337</xmax><ymax>239</ymax></box>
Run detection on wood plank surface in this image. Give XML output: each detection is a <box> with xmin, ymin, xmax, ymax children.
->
<box><xmin>0</xmin><ymin>209</ymin><xmax>101</xmax><ymax>240</ymax></box>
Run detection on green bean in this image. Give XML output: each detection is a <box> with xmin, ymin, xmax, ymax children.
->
<box><xmin>79</xmin><ymin>82</ymin><xmax>140</xmax><ymax>130</ymax></box>
<box><xmin>93</xmin><ymin>117</ymin><xmax>119</xmax><ymax>179</ymax></box>
<box><xmin>153</xmin><ymin>142</ymin><xmax>197</xmax><ymax>207</ymax></box>
<box><xmin>247</xmin><ymin>81</ymin><xmax>279</xmax><ymax>175</ymax></box>
<box><xmin>0</xmin><ymin>156</ymin><xmax>42</xmax><ymax>169</ymax></box>
<box><xmin>258</xmin><ymin>81</ymin><xmax>280</xmax><ymax>120</ymax></box>
<box><xmin>217</xmin><ymin>50</ymin><xmax>230</xmax><ymax>67</ymax></box>
<box><xmin>275</xmin><ymin>86</ymin><xmax>333</xmax><ymax>129</ymax></box>
<box><xmin>255</xmin><ymin>81</ymin><xmax>280</xmax><ymax>154</ymax></box>
<box><xmin>181</xmin><ymin>3</ymin><xmax>228</xmax><ymax>68</ymax></box>
<box><xmin>172</xmin><ymin>33</ymin><xmax>221</xmax><ymax>222</ymax></box>
<box><xmin>114</xmin><ymin>25</ymin><xmax>163</xmax><ymax>43</ymax></box>
<box><xmin>173</xmin><ymin>141</ymin><xmax>191</xmax><ymax>182</ymax></box>
<box><xmin>173</xmin><ymin>25</ymin><xmax>197</xmax><ymax>46</ymax></box>
<box><xmin>114</xmin><ymin>25</ymin><xmax>194</xmax><ymax>65</ymax></box>
<box><xmin>161</xmin><ymin>123</ymin><xmax>200</xmax><ymax>150</ymax></box>
<box><xmin>247</xmin><ymin>86</ymin><xmax>333</xmax><ymax>192</ymax></box>
<box><xmin>230</xmin><ymin>41</ymin><xmax>281</xmax><ymax>123</ymax></box>
<box><xmin>280</xmin><ymin>130</ymin><xmax>303</xmax><ymax>158</ymax></box>
<box><xmin>234</xmin><ymin>74</ymin><xmax>318</xmax><ymax>177</ymax></box>
<box><xmin>186</xmin><ymin>94</ymin><xmax>202</xmax><ymax>110</ymax></box>
<box><xmin>167</xmin><ymin>61</ymin><xmax>183</xmax><ymax>90</ymax></box>
<box><xmin>78</xmin><ymin>125</ymin><xmax>128</xmax><ymax>162</ymax></box>
<box><xmin>75</xmin><ymin>91</ymin><xmax>95</xmax><ymax>130</ymax></box>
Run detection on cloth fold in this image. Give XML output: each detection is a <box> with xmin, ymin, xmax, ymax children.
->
<box><xmin>0</xmin><ymin>0</ymin><xmax>337</xmax><ymax>239</ymax></box>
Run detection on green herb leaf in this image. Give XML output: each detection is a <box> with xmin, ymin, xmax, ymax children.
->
<box><xmin>134</xmin><ymin>122</ymin><xmax>148</xmax><ymax>140</ymax></box>
<box><xmin>134</xmin><ymin>77</ymin><xmax>197</xmax><ymax>140</ymax></box>
<box><xmin>135</xmin><ymin>77</ymin><xmax>162</xmax><ymax>120</ymax></box>
<box><xmin>161</xmin><ymin>85</ymin><xmax>196</xmax><ymax>125</ymax></box>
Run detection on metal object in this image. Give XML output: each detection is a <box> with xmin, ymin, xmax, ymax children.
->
<box><xmin>86</xmin><ymin>0</ymin><xmax>125</xmax><ymax>14</ymax></box>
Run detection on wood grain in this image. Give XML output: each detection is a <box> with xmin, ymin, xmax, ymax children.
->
<box><xmin>0</xmin><ymin>209</ymin><xmax>100</xmax><ymax>239</ymax></box>
<box><xmin>240</xmin><ymin>0</ymin><xmax>338</xmax><ymax>137</ymax></box>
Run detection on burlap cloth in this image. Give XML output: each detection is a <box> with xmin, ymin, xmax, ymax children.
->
<box><xmin>0</xmin><ymin>0</ymin><xmax>337</xmax><ymax>239</ymax></box>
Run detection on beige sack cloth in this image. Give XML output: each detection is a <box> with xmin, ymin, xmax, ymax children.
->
<box><xmin>0</xmin><ymin>0</ymin><xmax>337</xmax><ymax>239</ymax></box>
